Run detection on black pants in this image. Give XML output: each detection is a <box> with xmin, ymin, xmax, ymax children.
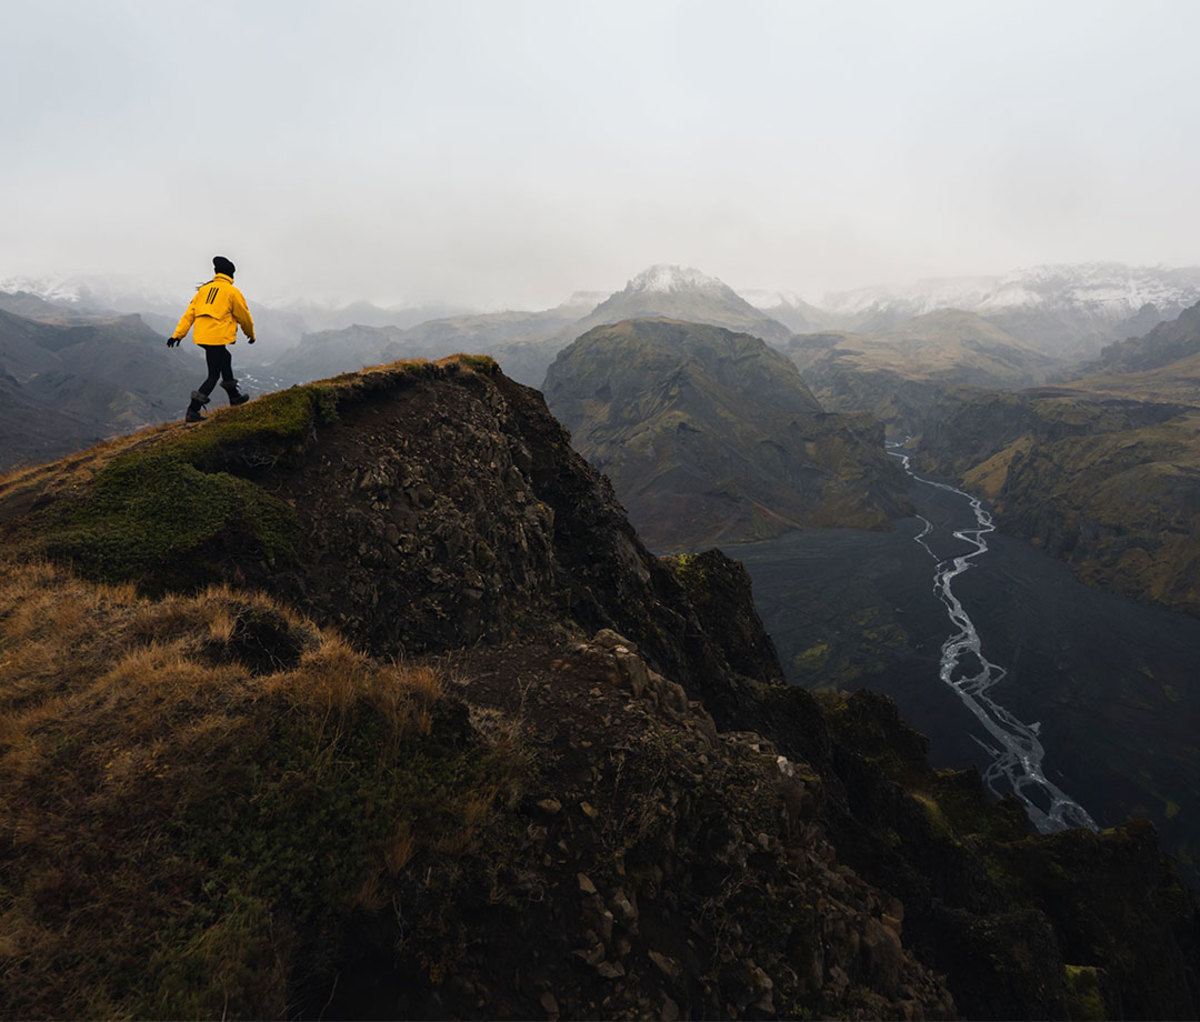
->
<box><xmin>198</xmin><ymin>345</ymin><xmax>234</xmax><ymax>395</ymax></box>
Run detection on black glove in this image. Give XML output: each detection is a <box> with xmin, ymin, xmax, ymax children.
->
<box><xmin>166</xmin><ymin>336</ymin><xmax>181</xmax><ymax>348</ymax></box>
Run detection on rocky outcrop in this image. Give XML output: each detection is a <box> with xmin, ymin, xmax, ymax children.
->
<box><xmin>0</xmin><ymin>356</ymin><xmax>780</xmax><ymax>727</ymax></box>
<box><xmin>322</xmin><ymin>634</ymin><xmax>956</xmax><ymax>1020</ymax></box>
<box><xmin>779</xmin><ymin>688</ymin><xmax>1200</xmax><ymax>1020</ymax></box>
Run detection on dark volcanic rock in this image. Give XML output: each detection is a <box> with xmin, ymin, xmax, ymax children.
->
<box><xmin>253</xmin><ymin>360</ymin><xmax>775</xmax><ymax>721</ymax></box>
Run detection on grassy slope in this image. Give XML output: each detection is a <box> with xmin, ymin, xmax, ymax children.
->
<box><xmin>1070</xmin><ymin>349</ymin><xmax>1200</xmax><ymax>405</ymax></box>
<box><xmin>0</xmin><ymin>559</ymin><xmax>520</xmax><ymax>1018</ymax></box>
<box><xmin>965</xmin><ymin>409</ymin><xmax>1200</xmax><ymax>614</ymax></box>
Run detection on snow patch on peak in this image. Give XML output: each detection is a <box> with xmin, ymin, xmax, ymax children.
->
<box><xmin>980</xmin><ymin>263</ymin><xmax>1200</xmax><ymax>313</ymax></box>
<box><xmin>819</xmin><ymin>264</ymin><xmax>1200</xmax><ymax>320</ymax></box>
<box><xmin>626</xmin><ymin>265</ymin><xmax>728</xmax><ymax>295</ymax></box>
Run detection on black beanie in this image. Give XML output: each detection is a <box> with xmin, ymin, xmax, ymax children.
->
<box><xmin>213</xmin><ymin>255</ymin><xmax>236</xmax><ymax>276</ymax></box>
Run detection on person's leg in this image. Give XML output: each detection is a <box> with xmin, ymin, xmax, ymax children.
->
<box><xmin>217</xmin><ymin>347</ymin><xmax>249</xmax><ymax>405</ymax></box>
<box><xmin>199</xmin><ymin>345</ymin><xmax>226</xmax><ymax>397</ymax></box>
<box><xmin>184</xmin><ymin>345</ymin><xmax>226</xmax><ymax>420</ymax></box>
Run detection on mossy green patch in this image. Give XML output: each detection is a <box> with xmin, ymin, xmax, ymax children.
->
<box><xmin>8</xmin><ymin>383</ymin><xmax>352</xmax><ymax>590</ymax></box>
<box><xmin>42</xmin><ymin>454</ymin><xmax>299</xmax><ymax>592</ymax></box>
<box><xmin>664</xmin><ymin>552</ymin><xmax>707</xmax><ymax>594</ymax></box>
<box><xmin>1064</xmin><ymin>964</ymin><xmax>1107</xmax><ymax>1020</ymax></box>
<box><xmin>793</xmin><ymin>641</ymin><xmax>831</xmax><ymax>672</ymax></box>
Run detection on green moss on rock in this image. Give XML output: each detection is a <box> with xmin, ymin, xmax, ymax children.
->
<box><xmin>1064</xmin><ymin>964</ymin><xmax>1108</xmax><ymax>1021</ymax></box>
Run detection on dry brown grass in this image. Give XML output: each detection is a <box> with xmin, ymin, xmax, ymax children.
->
<box><xmin>0</xmin><ymin>559</ymin><xmax>518</xmax><ymax>1019</ymax></box>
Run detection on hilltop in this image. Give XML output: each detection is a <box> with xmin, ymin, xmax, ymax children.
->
<box><xmin>543</xmin><ymin>318</ymin><xmax>909</xmax><ymax>549</ymax></box>
<box><xmin>1</xmin><ymin>356</ymin><xmax>1197</xmax><ymax>1019</ymax></box>
<box><xmin>492</xmin><ymin>265</ymin><xmax>795</xmax><ymax>388</ymax></box>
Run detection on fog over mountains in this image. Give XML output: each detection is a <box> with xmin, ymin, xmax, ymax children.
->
<box><xmin>5</xmin><ymin>259</ymin><xmax>1200</xmax><ymax>471</ymax></box>
<box><xmin>8</xmin><ymin>260</ymin><xmax>1200</xmax><ymax>368</ymax></box>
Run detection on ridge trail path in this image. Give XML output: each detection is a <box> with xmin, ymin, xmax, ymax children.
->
<box><xmin>888</xmin><ymin>443</ymin><xmax>1096</xmax><ymax>832</ymax></box>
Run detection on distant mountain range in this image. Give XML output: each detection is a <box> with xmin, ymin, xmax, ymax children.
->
<box><xmin>10</xmin><ymin>260</ymin><xmax>1200</xmax><ymax>383</ymax></box>
<box><xmin>268</xmin><ymin>298</ymin><xmax>599</xmax><ymax>387</ymax></box>
<box><xmin>489</xmin><ymin>266</ymin><xmax>795</xmax><ymax>386</ymax></box>
<box><xmin>793</xmin><ymin>263</ymin><xmax>1200</xmax><ymax>356</ymax></box>
<box><xmin>262</xmin><ymin>265</ymin><xmax>795</xmax><ymax>388</ymax></box>
<box><xmin>254</xmin><ymin>261</ymin><xmax>1200</xmax><ymax>392</ymax></box>
<box><xmin>0</xmin><ymin>308</ymin><xmax>200</xmax><ymax>471</ymax></box>
<box><xmin>8</xmin><ymin>260</ymin><xmax>1200</xmax><ymax>473</ymax></box>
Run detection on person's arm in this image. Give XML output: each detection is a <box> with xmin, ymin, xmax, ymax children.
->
<box><xmin>231</xmin><ymin>287</ymin><xmax>256</xmax><ymax>343</ymax></box>
<box><xmin>167</xmin><ymin>295</ymin><xmax>198</xmax><ymax>346</ymax></box>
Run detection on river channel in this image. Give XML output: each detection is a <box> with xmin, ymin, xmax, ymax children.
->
<box><xmin>728</xmin><ymin>466</ymin><xmax>1200</xmax><ymax>879</ymax></box>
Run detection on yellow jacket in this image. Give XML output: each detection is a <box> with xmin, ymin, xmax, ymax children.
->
<box><xmin>172</xmin><ymin>273</ymin><xmax>255</xmax><ymax>346</ymax></box>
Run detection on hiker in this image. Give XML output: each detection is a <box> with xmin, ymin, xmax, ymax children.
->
<box><xmin>167</xmin><ymin>255</ymin><xmax>256</xmax><ymax>422</ymax></box>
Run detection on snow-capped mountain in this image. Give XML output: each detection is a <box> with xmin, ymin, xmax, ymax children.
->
<box><xmin>482</xmin><ymin>265</ymin><xmax>797</xmax><ymax>388</ymax></box>
<box><xmin>818</xmin><ymin>276</ymin><xmax>1001</xmax><ymax>321</ymax></box>
<box><xmin>798</xmin><ymin>264</ymin><xmax>1200</xmax><ymax>355</ymax></box>
<box><xmin>581</xmin><ymin>265</ymin><xmax>793</xmax><ymax>343</ymax></box>
<box><xmin>623</xmin><ymin>265</ymin><xmax>730</xmax><ymax>295</ymax></box>
<box><xmin>975</xmin><ymin>263</ymin><xmax>1200</xmax><ymax>315</ymax></box>
<box><xmin>0</xmin><ymin>276</ymin><xmax>94</xmax><ymax>307</ymax></box>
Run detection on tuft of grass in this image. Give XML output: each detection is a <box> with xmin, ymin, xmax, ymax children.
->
<box><xmin>0</xmin><ymin>558</ymin><xmax>524</xmax><ymax>1019</ymax></box>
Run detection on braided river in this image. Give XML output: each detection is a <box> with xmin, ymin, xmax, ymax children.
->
<box><xmin>888</xmin><ymin>446</ymin><xmax>1095</xmax><ymax>832</ymax></box>
<box><xmin>731</xmin><ymin>454</ymin><xmax>1200</xmax><ymax>879</ymax></box>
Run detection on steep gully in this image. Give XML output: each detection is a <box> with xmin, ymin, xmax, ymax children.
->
<box><xmin>887</xmin><ymin>441</ymin><xmax>1096</xmax><ymax>833</ymax></box>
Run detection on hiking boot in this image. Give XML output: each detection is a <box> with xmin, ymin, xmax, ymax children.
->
<box><xmin>220</xmin><ymin>379</ymin><xmax>250</xmax><ymax>406</ymax></box>
<box><xmin>185</xmin><ymin>390</ymin><xmax>210</xmax><ymax>422</ymax></box>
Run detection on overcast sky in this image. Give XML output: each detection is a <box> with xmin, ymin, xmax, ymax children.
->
<box><xmin>4</xmin><ymin>0</ymin><xmax>1200</xmax><ymax>309</ymax></box>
